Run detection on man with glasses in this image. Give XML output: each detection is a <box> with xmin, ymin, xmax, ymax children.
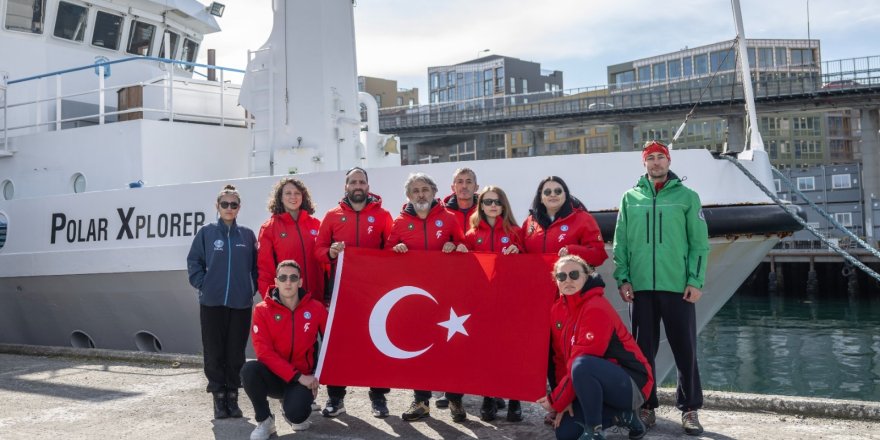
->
<box><xmin>612</xmin><ymin>141</ymin><xmax>710</xmax><ymax>436</ymax></box>
<box><xmin>388</xmin><ymin>172</ymin><xmax>467</xmax><ymax>421</ymax></box>
<box><xmin>314</xmin><ymin>167</ymin><xmax>394</xmax><ymax>418</ymax></box>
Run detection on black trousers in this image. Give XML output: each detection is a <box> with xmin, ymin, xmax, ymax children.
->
<box><xmin>241</xmin><ymin>360</ymin><xmax>314</xmax><ymax>423</ymax></box>
<box><xmin>631</xmin><ymin>291</ymin><xmax>703</xmax><ymax>411</ymax></box>
<box><xmin>327</xmin><ymin>385</ymin><xmax>390</xmax><ymax>401</ymax></box>
<box><xmin>200</xmin><ymin>305</ymin><xmax>251</xmax><ymax>393</ymax></box>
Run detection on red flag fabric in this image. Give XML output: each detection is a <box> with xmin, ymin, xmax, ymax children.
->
<box><xmin>316</xmin><ymin>248</ymin><xmax>557</xmax><ymax>401</ymax></box>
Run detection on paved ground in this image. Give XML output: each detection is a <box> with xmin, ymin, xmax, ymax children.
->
<box><xmin>2</xmin><ymin>353</ymin><xmax>880</xmax><ymax>439</ymax></box>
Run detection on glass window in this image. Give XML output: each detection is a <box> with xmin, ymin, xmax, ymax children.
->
<box><xmin>668</xmin><ymin>59</ymin><xmax>681</xmax><ymax>79</ymax></box>
<box><xmin>1</xmin><ymin>180</ymin><xmax>13</xmax><ymax>200</ymax></box>
<box><xmin>53</xmin><ymin>1</ymin><xmax>88</xmax><ymax>42</ymax></box>
<box><xmin>637</xmin><ymin>65</ymin><xmax>651</xmax><ymax>83</ymax></box>
<box><xmin>759</xmin><ymin>48</ymin><xmax>773</xmax><ymax>69</ymax></box>
<box><xmin>181</xmin><ymin>38</ymin><xmax>199</xmax><ymax>70</ymax></box>
<box><xmin>710</xmin><ymin>49</ymin><xmax>735</xmax><ymax>72</ymax></box>
<box><xmin>126</xmin><ymin>20</ymin><xmax>156</xmax><ymax>56</ymax></box>
<box><xmin>774</xmin><ymin>179</ymin><xmax>782</xmax><ymax>193</ymax></box>
<box><xmin>652</xmin><ymin>63</ymin><xmax>666</xmax><ymax>81</ymax></box>
<box><xmin>775</xmin><ymin>47</ymin><xmax>787</xmax><ymax>66</ymax></box>
<box><xmin>430</xmin><ymin>92</ymin><xmax>437</xmax><ymax>103</ymax></box>
<box><xmin>797</xmin><ymin>176</ymin><xmax>816</xmax><ymax>191</ymax></box>
<box><xmin>6</xmin><ymin>0</ymin><xmax>46</xmax><ymax>34</ymax></box>
<box><xmin>682</xmin><ymin>57</ymin><xmax>693</xmax><ymax>77</ymax></box>
<box><xmin>92</xmin><ymin>10</ymin><xmax>123</xmax><ymax>50</ymax></box>
<box><xmin>430</xmin><ymin>73</ymin><xmax>439</xmax><ymax>90</ymax></box>
<box><xmin>791</xmin><ymin>48</ymin><xmax>814</xmax><ymax>66</ymax></box>
<box><xmin>833</xmin><ymin>212</ymin><xmax>853</xmax><ymax>227</ymax></box>
<box><xmin>510</xmin><ymin>77</ymin><xmax>516</xmax><ymax>93</ymax></box>
<box><xmin>447</xmin><ymin>72</ymin><xmax>455</xmax><ymax>87</ymax></box>
<box><xmin>613</xmin><ymin>71</ymin><xmax>634</xmax><ymax>86</ymax></box>
<box><xmin>832</xmin><ymin>174</ymin><xmax>852</xmax><ymax>189</ymax></box>
<box><xmin>522</xmin><ymin>78</ymin><xmax>528</xmax><ymax>92</ymax></box>
<box><xmin>544</xmin><ymin>83</ymin><xmax>550</xmax><ymax>92</ymax></box>
<box><xmin>72</xmin><ymin>173</ymin><xmax>86</xmax><ymax>193</ymax></box>
<box><xmin>747</xmin><ymin>48</ymin><xmax>756</xmax><ymax>68</ymax></box>
<box><xmin>694</xmin><ymin>54</ymin><xmax>708</xmax><ymax>75</ymax></box>
<box><xmin>158</xmin><ymin>31</ymin><xmax>180</xmax><ymax>59</ymax></box>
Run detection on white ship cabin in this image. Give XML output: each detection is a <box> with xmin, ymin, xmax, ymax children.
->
<box><xmin>0</xmin><ymin>0</ymin><xmax>252</xmax><ymax>199</ymax></box>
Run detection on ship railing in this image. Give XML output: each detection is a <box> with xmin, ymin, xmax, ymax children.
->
<box><xmin>379</xmin><ymin>55</ymin><xmax>880</xmax><ymax>131</ymax></box>
<box><xmin>0</xmin><ymin>56</ymin><xmax>248</xmax><ymax>142</ymax></box>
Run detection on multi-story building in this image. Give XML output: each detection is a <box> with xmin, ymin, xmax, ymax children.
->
<box><xmin>357</xmin><ymin>76</ymin><xmax>418</xmax><ymax>108</ymax></box>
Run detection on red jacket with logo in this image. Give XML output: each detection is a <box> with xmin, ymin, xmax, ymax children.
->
<box><xmin>315</xmin><ymin>194</ymin><xmax>393</xmax><ymax>263</ymax></box>
<box><xmin>257</xmin><ymin>212</ymin><xmax>323</xmax><ymax>298</ymax></box>
<box><xmin>521</xmin><ymin>199</ymin><xmax>608</xmax><ymax>267</ymax></box>
<box><xmin>251</xmin><ymin>288</ymin><xmax>328</xmax><ymax>383</ymax></box>
<box><xmin>464</xmin><ymin>218</ymin><xmax>523</xmax><ymax>253</ymax></box>
<box><xmin>388</xmin><ymin>201</ymin><xmax>465</xmax><ymax>251</ymax></box>
<box><xmin>548</xmin><ymin>276</ymin><xmax>653</xmax><ymax>413</ymax></box>
<box><xmin>443</xmin><ymin>193</ymin><xmax>478</xmax><ymax>234</ymax></box>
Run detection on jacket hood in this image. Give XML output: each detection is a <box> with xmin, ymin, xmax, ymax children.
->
<box><xmin>275</xmin><ymin>210</ymin><xmax>314</xmax><ymax>225</ymax></box>
<box><xmin>340</xmin><ymin>193</ymin><xmax>384</xmax><ymax>211</ymax></box>
<box><xmin>215</xmin><ymin>218</ymin><xmax>239</xmax><ymax>233</ymax></box>
<box><xmin>561</xmin><ymin>274</ymin><xmax>606</xmax><ymax>309</ymax></box>
<box><xmin>636</xmin><ymin>171</ymin><xmax>683</xmax><ymax>194</ymax></box>
<box><xmin>267</xmin><ymin>286</ymin><xmax>311</xmax><ymax>310</ymax></box>
<box><xmin>530</xmin><ymin>196</ymin><xmax>587</xmax><ymax>229</ymax></box>
<box><xmin>443</xmin><ymin>193</ymin><xmax>478</xmax><ymax>211</ymax></box>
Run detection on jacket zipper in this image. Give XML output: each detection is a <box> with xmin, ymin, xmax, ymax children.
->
<box><xmin>652</xmin><ymin>190</ymin><xmax>657</xmax><ymax>291</ymax></box>
<box><xmin>355</xmin><ymin>211</ymin><xmax>361</xmax><ymax>246</ymax></box>
<box><xmin>288</xmin><ymin>307</ymin><xmax>296</xmax><ymax>364</ymax></box>
<box><xmin>293</xmin><ymin>216</ymin><xmax>308</xmax><ymax>284</ymax></box>
<box><xmin>224</xmin><ymin>227</ymin><xmax>232</xmax><ymax>305</ymax></box>
<box><xmin>659</xmin><ymin>211</ymin><xmax>663</xmax><ymax>244</ymax></box>
<box><xmin>490</xmin><ymin>226</ymin><xmax>495</xmax><ymax>252</ymax></box>
<box><xmin>645</xmin><ymin>212</ymin><xmax>649</xmax><ymax>243</ymax></box>
<box><xmin>423</xmin><ymin>218</ymin><xmax>428</xmax><ymax>250</ymax></box>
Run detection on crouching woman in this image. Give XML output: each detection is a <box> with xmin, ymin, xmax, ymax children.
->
<box><xmin>537</xmin><ymin>255</ymin><xmax>653</xmax><ymax>440</ymax></box>
<box><xmin>242</xmin><ymin>260</ymin><xmax>328</xmax><ymax>440</ymax></box>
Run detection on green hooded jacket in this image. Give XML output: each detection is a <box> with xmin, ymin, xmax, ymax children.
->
<box><xmin>612</xmin><ymin>171</ymin><xmax>710</xmax><ymax>293</ymax></box>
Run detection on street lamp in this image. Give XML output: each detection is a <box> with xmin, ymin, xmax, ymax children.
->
<box><xmin>477</xmin><ymin>49</ymin><xmax>490</xmax><ymax>58</ymax></box>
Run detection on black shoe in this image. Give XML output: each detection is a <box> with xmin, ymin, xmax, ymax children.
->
<box><xmin>225</xmin><ymin>390</ymin><xmax>243</xmax><ymax>418</ymax></box>
<box><xmin>506</xmin><ymin>400</ymin><xmax>523</xmax><ymax>422</ymax></box>
<box><xmin>449</xmin><ymin>399</ymin><xmax>467</xmax><ymax>423</ymax></box>
<box><xmin>435</xmin><ymin>395</ymin><xmax>449</xmax><ymax>408</ymax></box>
<box><xmin>682</xmin><ymin>410</ymin><xmax>704</xmax><ymax>436</ymax></box>
<box><xmin>321</xmin><ymin>398</ymin><xmax>346</xmax><ymax>417</ymax></box>
<box><xmin>212</xmin><ymin>391</ymin><xmax>230</xmax><ymax>419</ymax></box>
<box><xmin>479</xmin><ymin>396</ymin><xmax>497</xmax><ymax>422</ymax></box>
<box><xmin>371</xmin><ymin>399</ymin><xmax>389</xmax><ymax>418</ymax></box>
<box><xmin>494</xmin><ymin>397</ymin><xmax>506</xmax><ymax>410</ymax></box>
<box><xmin>613</xmin><ymin>409</ymin><xmax>646</xmax><ymax>440</ymax></box>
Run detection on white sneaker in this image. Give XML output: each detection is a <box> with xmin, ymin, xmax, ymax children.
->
<box><xmin>250</xmin><ymin>415</ymin><xmax>276</xmax><ymax>440</ymax></box>
<box><xmin>287</xmin><ymin>418</ymin><xmax>311</xmax><ymax>431</ymax></box>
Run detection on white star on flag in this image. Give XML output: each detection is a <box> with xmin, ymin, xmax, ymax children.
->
<box><xmin>437</xmin><ymin>308</ymin><xmax>470</xmax><ymax>341</ymax></box>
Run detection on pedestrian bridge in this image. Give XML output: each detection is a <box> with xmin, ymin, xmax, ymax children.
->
<box><xmin>379</xmin><ymin>56</ymin><xmax>880</xmax><ymax>136</ymax></box>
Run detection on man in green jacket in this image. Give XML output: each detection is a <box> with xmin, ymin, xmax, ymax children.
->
<box><xmin>613</xmin><ymin>140</ymin><xmax>710</xmax><ymax>436</ymax></box>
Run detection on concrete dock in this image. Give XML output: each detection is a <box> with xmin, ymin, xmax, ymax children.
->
<box><xmin>2</xmin><ymin>350</ymin><xmax>880</xmax><ymax>439</ymax></box>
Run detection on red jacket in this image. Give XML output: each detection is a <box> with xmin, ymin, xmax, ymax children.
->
<box><xmin>548</xmin><ymin>276</ymin><xmax>653</xmax><ymax>413</ymax></box>
<box><xmin>443</xmin><ymin>193</ymin><xmax>478</xmax><ymax>234</ymax></box>
<box><xmin>388</xmin><ymin>201</ymin><xmax>465</xmax><ymax>251</ymax></box>
<box><xmin>251</xmin><ymin>288</ymin><xmax>328</xmax><ymax>383</ymax></box>
<box><xmin>522</xmin><ymin>200</ymin><xmax>608</xmax><ymax>267</ymax></box>
<box><xmin>315</xmin><ymin>194</ymin><xmax>393</xmax><ymax>263</ymax></box>
<box><xmin>257</xmin><ymin>212</ymin><xmax>323</xmax><ymax>298</ymax></box>
<box><xmin>464</xmin><ymin>218</ymin><xmax>523</xmax><ymax>253</ymax></box>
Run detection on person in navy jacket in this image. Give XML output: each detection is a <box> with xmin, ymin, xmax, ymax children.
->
<box><xmin>186</xmin><ymin>184</ymin><xmax>258</xmax><ymax>420</ymax></box>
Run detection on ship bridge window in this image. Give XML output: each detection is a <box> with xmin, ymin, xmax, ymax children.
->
<box><xmin>53</xmin><ymin>1</ymin><xmax>88</xmax><ymax>42</ymax></box>
<box><xmin>158</xmin><ymin>31</ymin><xmax>180</xmax><ymax>59</ymax></box>
<box><xmin>181</xmin><ymin>38</ymin><xmax>199</xmax><ymax>71</ymax></box>
<box><xmin>1</xmin><ymin>180</ymin><xmax>13</xmax><ymax>200</ymax></box>
<box><xmin>126</xmin><ymin>20</ymin><xmax>156</xmax><ymax>56</ymax></box>
<box><xmin>0</xmin><ymin>212</ymin><xmax>7</xmax><ymax>251</ymax></box>
<box><xmin>6</xmin><ymin>0</ymin><xmax>46</xmax><ymax>34</ymax></box>
<box><xmin>92</xmin><ymin>10</ymin><xmax>122</xmax><ymax>50</ymax></box>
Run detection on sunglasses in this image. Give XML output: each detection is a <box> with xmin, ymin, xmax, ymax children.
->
<box><xmin>543</xmin><ymin>188</ymin><xmax>564</xmax><ymax>196</ymax></box>
<box><xmin>276</xmin><ymin>274</ymin><xmax>300</xmax><ymax>283</ymax></box>
<box><xmin>554</xmin><ymin>270</ymin><xmax>582</xmax><ymax>282</ymax></box>
<box><xmin>219</xmin><ymin>201</ymin><xmax>240</xmax><ymax>210</ymax></box>
<box><xmin>481</xmin><ymin>198</ymin><xmax>503</xmax><ymax>207</ymax></box>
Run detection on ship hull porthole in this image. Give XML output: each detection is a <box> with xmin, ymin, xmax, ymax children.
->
<box><xmin>70</xmin><ymin>330</ymin><xmax>96</xmax><ymax>349</ymax></box>
<box><xmin>134</xmin><ymin>331</ymin><xmax>163</xmax><ymax>353</ymax></box>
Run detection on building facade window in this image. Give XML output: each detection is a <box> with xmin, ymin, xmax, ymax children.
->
<box><xmin>637</xmin><ymin>65</ymin><xmax>651</xmax><ymax>83</ymax></box>
<box><xmin>758</xmin><ymin>47</ymin><xmax>773</xmax><ymax>68</ymax></box>
<box><xmin>694</xmin><ymin>54</ymin><xmax>708</xmax><ymax>75</ymax></box>
<box><xmin>775</xmin><ymin>47</ymin><xmax>788</xmax><ymax>66</ymax></box>
<box><xmin>774</xmin><ymin>179</ymin><xmax>782</xmax><ymax>192</ymax></box>
<box><xmin>430</xmin><ymin>73</ymin><xmax>439</xmax><ymax>90</ymax></box>
<box><xmin>833</xmin><ymin>212</ymin><xmax>853</xmax><ymax>227</ymax></box>
<box><xmin>710</xmin><ymin>49</ymin><xmax>736</xmax><ymax>72</ymax></box>
<box><xmin>668</xmin><ymin>59</ymin><xmax>681</xmax><ymax>79</ymax></box>
<box><xmin>831</xmin><ymin>174</ymin><xmax>852</xmax><ymax>189</ymax></box>
<box><xmin>522</xmin><ymin>79</ymin><xmax>528</xmax><ymax>93</ymax></box>
<box><xmin>652</xmin><ymin>63</ymin><xmax>666</xmax><ymax>82</ymax></box>
<box><xmin>682</xmin><ymin>57</ymin><xmax>693</xmax><ymax>77</ymax></box>
<box><xmin>613</xmin><ymin>71</ymin><xmax>635</xmax><ymax>86</ymax></box>
<box><xmin>510</xmin><ymin>77</ymin><xmax>516</xmax><ymax>93</ymax></box>
<box><xmin>797</xmin><ymin>176</ymin><xmax>816</xmax><ymax>191</ymax></box>
<box><xmin>92</xmin><ymin>10</ymin><xmax>123</xmax><ymax>50</ymax></box>
<box><xmin>6</xmin><ymin>0</ymin><xmax>46</xmax><ymax>34</ymax></box>
<box><xmin>791</xmin><ymin>48</ymin><xmax>814</xmax><ymax>66</ymax></box>
<box><xmin>54</xmin><ymin>1</ymin><xmax>88</xmax><ymax>42</ymax></box>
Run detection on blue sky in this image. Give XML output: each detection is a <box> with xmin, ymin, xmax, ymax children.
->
<box><xmin>201</xmin><ymin>0</ymin><xmax>880</xmax><ymax>102</ymax></box>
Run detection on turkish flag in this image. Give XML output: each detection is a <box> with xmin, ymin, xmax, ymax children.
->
<box><xmin>315</xmin><ymin>248</ymin><xmax>557</xmax><ymax>401</ymax></box>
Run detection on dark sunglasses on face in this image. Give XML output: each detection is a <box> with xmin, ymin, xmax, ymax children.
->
<box><xmin>219</xmin><ymin>201</ymin><xmax>240</xmax><ymax>210</ymax></box>
<box><xmin>555</xmin><ymin>270</ymin><xmax>582</xmax><ymax>282</ymax></box>
<box><xmin>543</xmin><ymin>188</ymin><xmax>564</xmax><ymax>196</ymax></box>
<box><xmin>481</xmin><ymin>198</ymin><xmax>503</xmax><ymax>207</ymax></box>
<box><xmin>276</xmin><ymin>274</ymin><xmax>300</xmax><ymax>283</ymax></box>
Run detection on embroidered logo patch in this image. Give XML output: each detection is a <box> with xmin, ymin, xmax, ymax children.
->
<box><xmin>304</xmin><ymin>311</ymin><xmax>312</xmax><ymax>320</ymax></box>
<box><xmin>501</xmin><ymin>236</ymin><xmax>510</xmax><ymax>244</ymax></box>
<box><xmin>435</xmin><ymin>220</ymin><xmax>443</xmax><ymax>227</ymax></box>
<box><xmin>367</xmin><ymin>226</ymin><xmax>374</xmax><ymax>234</ymax></box>
<box><xmin>213</xmin><ymin>240</ymin><xmax>224</xmax><ymax>250</ymax></box>
<box><xmin>367</xmin><ymin>216</ymin><xmax>375</xmax><ymax>223</ymax></box>
<box><xmin>477</xmin><ymin>238</ymin><xmax>484</xmax><ymax>244</ymax></box>
<box><xmin>253</xmin><ymin>325</ymin><xmax>259</xmax><ymax>334</ymax></box>
<box><xmin>341</xmin><ymin>216</ymin><xmax>347</xmax><ymax>222</ymax></box>
<box><xmin>585</xmin><ymin>332</ymin><xmax>595</xmax><ymax>341</ymax></box>
<box><xmin>280</xmin><ymin>232</ymin><xmax>287</xmax><ymax>238</ymax></box>
<box><xmin>560</xmin><ymin>225</ymin><xmax>569</xmax><ymax>232</ymax></box>
<box><xmin>310</xmin><ymin>229</ymin><xmax>318</xmax><ymax>235</ymax></box>
<box><xmin>555</xmin><ymin>321</ymin><xmax>562</xmax><ymax>329</ymax></box>
<box><xmin>408</xmin><ymin>223</ymin><xmax>414</xmax><ymax>230</ymax></box>
<box><xmin>273</xmin><ymin>314</ymin><xmax>282</xmax><ymax>322</ymax></box>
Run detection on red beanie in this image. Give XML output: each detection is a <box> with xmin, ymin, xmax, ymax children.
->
<box><xmin>642</xmin><ymin>141</ymin><xmax>670</xmax><ymax>161</ymax></box>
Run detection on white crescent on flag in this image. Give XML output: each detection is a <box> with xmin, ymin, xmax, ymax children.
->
<box><xmin>368</xmin><ymin>286</ymin><xmax>436</xmax><ymax>359</ymax></box>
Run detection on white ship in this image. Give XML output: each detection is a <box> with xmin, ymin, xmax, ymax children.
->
<box><xmin>0</xmin><ymin>0</ymin><xmax>799</xmax><ymax>381</ymax></box>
